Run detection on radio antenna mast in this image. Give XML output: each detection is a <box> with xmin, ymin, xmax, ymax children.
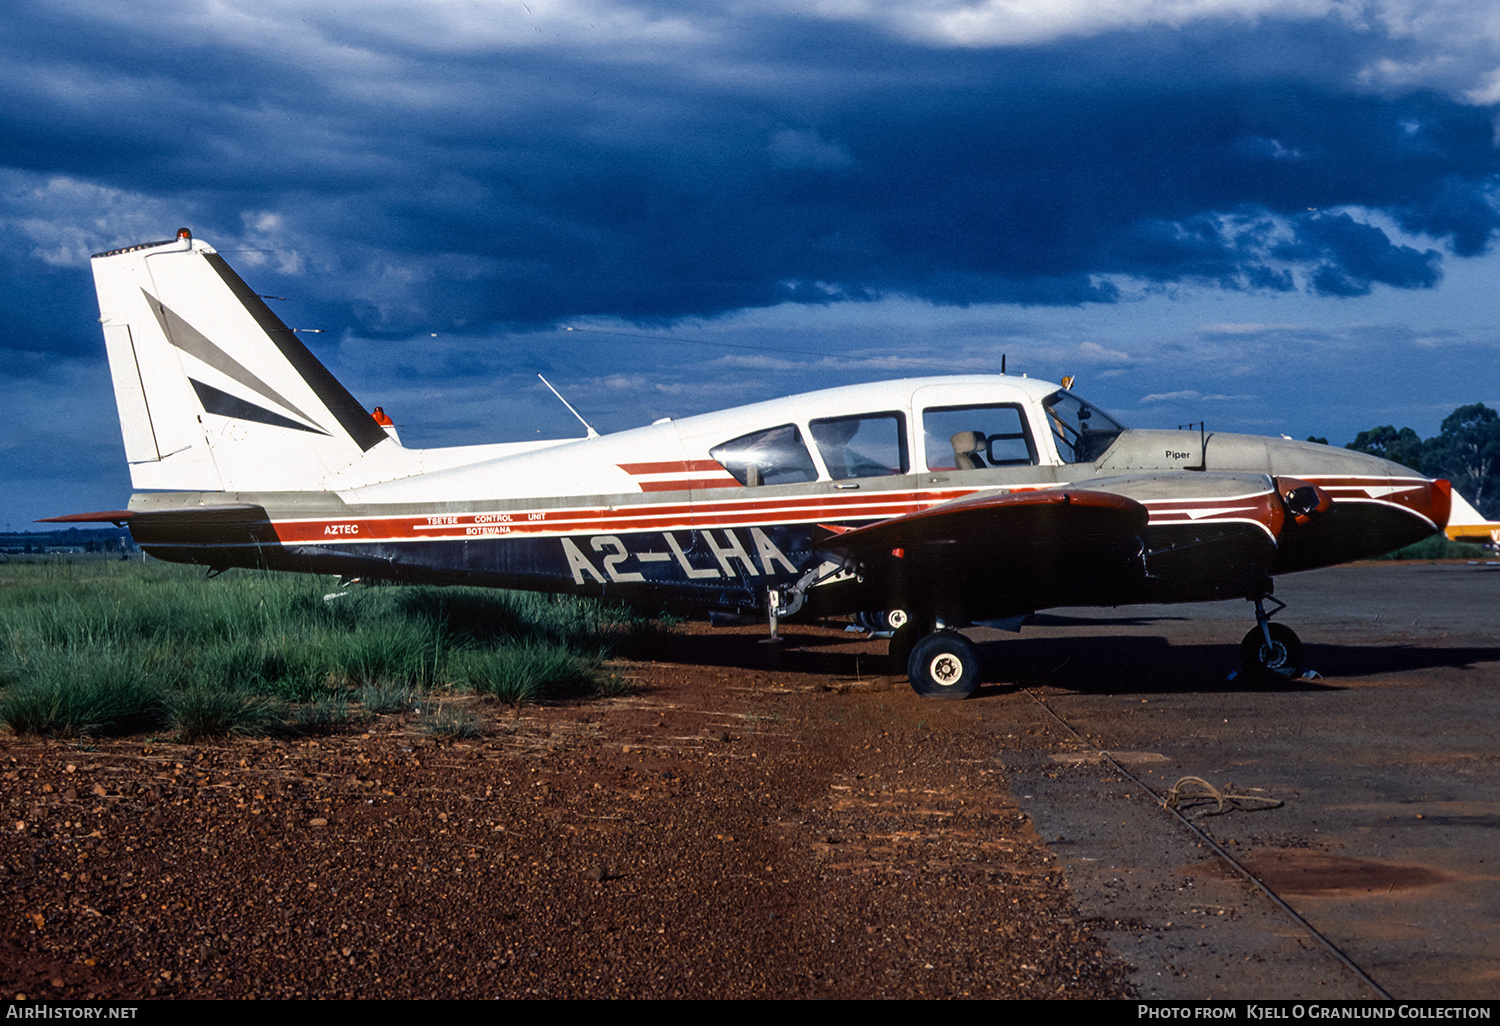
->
<box><xmin>537</xmin><ymin>374</ymin><xmax>600</xmax><ymax>438</ymax></box>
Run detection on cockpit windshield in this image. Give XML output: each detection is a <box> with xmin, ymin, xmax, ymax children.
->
<box><xmin>1041</xmin><ymin>391</ymin><xmax>1124</xmax><ymax>464</ymax></box>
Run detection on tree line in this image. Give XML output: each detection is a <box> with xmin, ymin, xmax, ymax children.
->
<box><xmin>1323</xmin><ymin>403</ymin><xmax>1500</xmax><ymax>519</ymax></box>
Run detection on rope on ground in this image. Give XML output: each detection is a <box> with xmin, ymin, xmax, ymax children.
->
<box><xmin>1162</xmin><ymin>775</ymin><xmax>1283</xmax><ymax>815</ymax></box>
<box><xmin>1022</xmin><ymin>688</ymin><xmax>1391</xmax><ymax>1001</ymax></box>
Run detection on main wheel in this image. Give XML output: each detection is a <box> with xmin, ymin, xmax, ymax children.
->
<box><xmin>858</xmin><ymin>609</ymin><xmax>908</xmax><ymax>635</ymax></box>
<box><xmin>907</xmin><ymin>630</ymin><xmax>982</xmax><ymax>700</ymax></box>
<box><xmin>1240</xmin><ymin>622</ymin><xmax>1304</xmax><ymax>681</ymax></box>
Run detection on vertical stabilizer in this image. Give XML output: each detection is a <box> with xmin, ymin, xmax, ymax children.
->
<box><xmin>92</xmin><ymin>230</ymin><xmax>397</xmax><ymax>492</ymax></box>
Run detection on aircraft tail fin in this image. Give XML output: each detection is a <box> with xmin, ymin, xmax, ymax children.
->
<box><xmin>91</xmin><ymin>229</ymin><xmax>399</xmax><ymax>493</ymax></box>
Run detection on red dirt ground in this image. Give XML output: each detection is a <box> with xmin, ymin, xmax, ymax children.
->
<box><xmin>1</xmin><ymin>622</ymin><xmax>1135</xmax><ymax>999</ymax></box>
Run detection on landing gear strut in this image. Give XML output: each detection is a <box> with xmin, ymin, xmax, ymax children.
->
<box><xmin>1240</xmin><ymin>595</ymin><xmax>1304</xmax><ymax>681</ymax></box>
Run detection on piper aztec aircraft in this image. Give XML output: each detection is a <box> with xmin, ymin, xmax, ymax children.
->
<box><xmin>48</xmin><ymin>229</ymin><xmax>1453</xmax><ymax>699</ymax></box>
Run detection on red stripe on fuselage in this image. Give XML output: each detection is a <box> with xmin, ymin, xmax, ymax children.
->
<box><xmin>268</xmin><ymin>488</ymin><xmax>982</xmax><ymax>544</ymax></box>
<box><xmin>263</xmin><ymin>474</ymin><xmax>1437</xmax><ymax>546</ymax></box>
<box><xmin>617</xmin><ymin>460</ymin><xmax>727</xmax><ymax>475</ymax></box>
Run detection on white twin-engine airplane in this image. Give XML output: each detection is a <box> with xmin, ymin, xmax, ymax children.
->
<box><xmin>49</xmin><ymin>229</ymin><xmax>1453</xmax><ymax>699</ymax></box>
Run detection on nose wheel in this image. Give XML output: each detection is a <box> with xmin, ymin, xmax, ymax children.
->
<box><xmin>1240</xmin><ymin>596</ymin><xmax>1304</xmax><ymax>681</ymax></box>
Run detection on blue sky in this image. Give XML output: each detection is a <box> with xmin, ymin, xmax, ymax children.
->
<box><xmin>4</xmin><ymin>0</ymin><xmax>1500</xmax><ymax>528</ymax></box>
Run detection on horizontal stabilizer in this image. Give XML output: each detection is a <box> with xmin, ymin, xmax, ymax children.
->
<box><xmin>45</xmin><ymin>504</ymin><xmax>278</xmax><ymax>563</ymax></box>
<box><xmin>37</xmin><ymin>510</ymin><xmax>137</xmax><ymax>526</ymax></box>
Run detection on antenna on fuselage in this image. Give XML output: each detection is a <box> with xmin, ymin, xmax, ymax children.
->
<box><xmin>1001</xmin><ymin>354</ymin><xmax>1006</xmax><ymax>375</ymax></box>
<box><xmin>537</xmin><ymin>374</ymin><xmax>600</xmax><ymax>439</ymax></box>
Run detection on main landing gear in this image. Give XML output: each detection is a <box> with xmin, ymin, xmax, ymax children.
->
<box><xmin>854</xmin><ymin>608</ymin><xmax>908</xmax><ymax>636</ymax></box>
<box><xmin>890</xmin><ymin>620</ymin><xmax>984</xmax><ymax>700</ymax></box>
<box><xmin>1240</xmin><ymin>595</ymin><xmax>1304</xmax><ymax>682</ymax></box>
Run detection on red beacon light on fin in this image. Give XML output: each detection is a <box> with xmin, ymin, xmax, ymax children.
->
<box><xmin>176</xmin><ymin>227</ymin><xmax>192</xmax><ymax>241</ymax></box>
<box><xmin>370</xmin><ymin>406</ymin><xmax>401</xmax><ymax>444</ymax></box>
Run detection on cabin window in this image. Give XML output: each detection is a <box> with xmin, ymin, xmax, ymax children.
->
<box><xmin>922</xmin><ymin>403</ymin><xmax>1037</xmax><ymax>471</ymax></box>
<box><xmin>809</xmin><ymin>412</ymin><xmax>909</xmax><ymax>480</ymax></box>
<box><xmin>710</xmin><ymin>424</ymin><xmax>819</xmax><ymax>487</ymax></box>
<box><xmin>1042</xmin><ymin>391</ymin><xmax>1124</xmax><ymax>464</ymax></box>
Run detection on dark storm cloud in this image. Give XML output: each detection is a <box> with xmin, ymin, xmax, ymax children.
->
<box><xmin>2</xmin><ymin>2</ymin><xmax>1499</xmax><ymax>352</ymax></box>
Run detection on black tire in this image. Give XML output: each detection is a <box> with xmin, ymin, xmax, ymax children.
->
<box><xmin>858</xmin><ymin>609</ymin><xmax>908</xmax><ymax>634</ymax></box>
<box><xmin>906</xmin><ymin>630</ymin><xmax>982</xmax><ymax>700</ymax></box>
<box><xmin>1240</xmin><ymin>623</ymin><xmax>1304</xmax><ymax>681</ymax></box>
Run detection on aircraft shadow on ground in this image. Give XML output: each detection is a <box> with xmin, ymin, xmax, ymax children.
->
<box><xmin>971</xmin><ymin>637</ymin><xmax>1500</xmax><ymax>696</ymax></box>
<box><xmin>648</xmin><ymin>628</ymin><xmax>1500</xmax><ymax>698</ymax></box>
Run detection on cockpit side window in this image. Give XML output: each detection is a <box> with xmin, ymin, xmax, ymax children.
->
<box><xmin>922</xmin><ymin>404</ymin><xmax>1037</xmax><ymax>471</ymax></box>
<box><xmin>1042</xmin><ymin>391</ymin><xmax>1124</xmax><ymax>464</ymax></box>
<box><xmin>809</xmin><ymin>412</ymin><xmax>908</xmax><ymax>480</ymax></box>
<box><xmin>710</xmin><ymin>424</ymin><xmax>818</xmax><ymax>487</ymax></box>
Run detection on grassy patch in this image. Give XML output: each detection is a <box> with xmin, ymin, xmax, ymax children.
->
<box><xmin>1375</xmin><ymin>535</ymin><xmax>1492</xmax><ymax>560</ymax></box>
<box><xmin>0</xmin><ymin>560</ymin><xmax>663</xmax><ymax>739</ymax></box>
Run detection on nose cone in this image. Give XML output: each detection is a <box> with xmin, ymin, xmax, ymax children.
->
<box><xmin>1262</xmin><ymin>438</ymin><xmax>1450</xmax><ymax>571</ymax></box>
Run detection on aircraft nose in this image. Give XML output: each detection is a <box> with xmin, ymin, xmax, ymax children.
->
<box><xmin>1267</xmin><ymin>440</ymin><xmax>1451</xmax><ymax>533</ymax></box>
<box><xmin>1393</xmin><ymin>475</ymin><xmax>1452</xmax><ymax>532</ymax></box>
<box><xmin>1267</xmin><ymin>442</ymin><xmax>1452</xmax><ymax>570</ymax></box>
<box><xmin>1324</xmin><ymin>451</ymin><xmax>1451</xmax><ymax>534</ymax></box>
<box><xmin>1330</xmin><ymin>468</ymin><xmax>1452</xmax><ymax>559</ymax></box>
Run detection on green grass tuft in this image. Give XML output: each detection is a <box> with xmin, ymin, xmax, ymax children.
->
<box><xmin>169</xmin><ymin>687</ymin><xmax>282</xmax><ymax>742</ymax></box>
<box><xmin>360</xmin><ymin>681</ymin><xmax>424</xmax><ymax>714</ymax></box>
<box><xmin>448</xmin><ymin>643</ymin><xmax>601</xmax><ymax>705</ymax></box>
<box><xmin>283</xmin><ymin>696</ymin><xmax>352</xmax><ymax>736</ymax></box>
<box><xmin>0</xmin><ymin>651</ymin><xmax>167</xmax><ymax>737</ymax></box>
<box><xmin>421</xmin><ymin>704</ymin><xmax>485</xmax><ymax>739</ymax></box>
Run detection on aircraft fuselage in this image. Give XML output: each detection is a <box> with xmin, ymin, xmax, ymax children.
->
<box><xmin>119</xmin><ymin>375</ymin><xmax>1447</xmax><ymax>624</ymax></box>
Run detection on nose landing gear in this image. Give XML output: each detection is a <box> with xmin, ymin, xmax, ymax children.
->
<box><xmin>1241</xmin><ymin>595</ymin><xmax>1304</xmax><ymax>681</ymax></box>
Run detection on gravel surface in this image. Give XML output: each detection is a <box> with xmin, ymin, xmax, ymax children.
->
<box><xmin>1</xmin><ymin>622</ymin><xmax>1135</xmax><ymax>1000</ymax></box>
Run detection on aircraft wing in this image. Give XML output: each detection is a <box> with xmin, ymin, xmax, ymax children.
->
<box><xmin>811</xmin><ymin>488</ymin><xmax>1151</xmax><ymax>622</ymax></box>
